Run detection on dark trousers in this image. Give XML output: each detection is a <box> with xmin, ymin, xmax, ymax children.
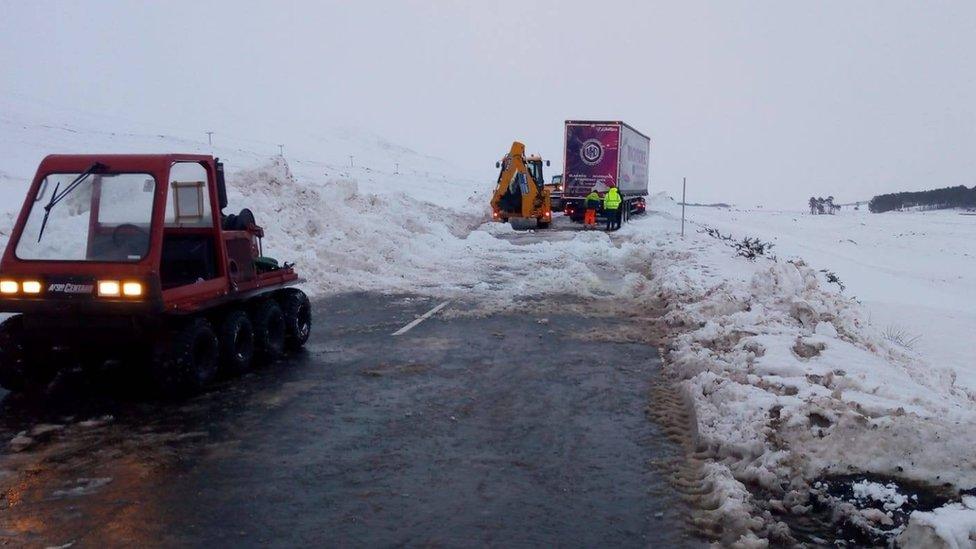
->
<box><xmin>605</xmin><ymin>209</ymin><xmax>621</xmax><ymax>230</ymax></box>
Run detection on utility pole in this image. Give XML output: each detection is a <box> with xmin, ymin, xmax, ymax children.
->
<box><xmin>681</xmin><ymin>177</ymin><xmax>687</xmax><ymax>237</ymax></box>
<box><xmin>277</xmin><ymin>144</ymin><xmax>284</xmax><ymax>156</ymax></box>
<box><xmin>206</xmin><ymin>131</ymin><xmax>214</xmax><ymax>155</ymax></box>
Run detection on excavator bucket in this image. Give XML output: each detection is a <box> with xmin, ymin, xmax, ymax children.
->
<box><xmin>509</xmin><ymin>217</ymin><xmax>539</xmax><ymax>230</ymax></box>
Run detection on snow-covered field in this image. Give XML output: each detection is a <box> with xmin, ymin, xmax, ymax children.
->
<box><xmin>681</xmin><ymin>205</ymin><xmax>976</xmax><ymax>394</ymax></box>
<box><xmin>1</xmin><ymin>95</ymin><xmax>974</xmax><ymax>546</ymax></box>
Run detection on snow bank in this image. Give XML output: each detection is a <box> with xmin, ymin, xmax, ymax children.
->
<box><xmin>636</xmin><ymin>200</ymin><xmax>976</xmax><ymax>545</ymax></box>
<box><xmin>225</xmin><ymin>158</ymin><xmax>485</xmax><ymax>296</ymax></box>
<box><xmin>227</xmin><ymin>159</ymin><xmax>660</xmax><ymax>307</ymax></box>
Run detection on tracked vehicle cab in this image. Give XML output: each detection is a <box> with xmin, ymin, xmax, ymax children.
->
<box><xmin>0</xmin><ymin>154</ymin><xmax>309</xmax><ymax>395</ymax></box>
<box><xmin>1</xmin><ymin>154</ymin><xmax>295</xmax><ymax>314</ymax></box>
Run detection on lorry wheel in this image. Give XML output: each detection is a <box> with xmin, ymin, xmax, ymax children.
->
<box><xmin>251</xmin><ymin>299</ymin><xmax>286</xmax><ymax>361</ymax></box>
<box><xmin>0</xmin><ymin>316</ymin><xmax>56</xmax><ymax>393</ymax></box>
<box><xmin>278</xmin><ymin>290</ymin><xmax>311</xmax><ymax>350</ymax></box>
<box><xmin>152</xmin><ymin>317</ymin><xmax>219</xmax><ymax>396</ymax></box>
<box><xmin>218</xmin><ymin>310</ymin><xmax>254</xmax><ymax>374</ymax></box>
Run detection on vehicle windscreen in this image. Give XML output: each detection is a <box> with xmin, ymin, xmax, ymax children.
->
<box><xmin>15</xmin><ymin>172</ymin><xmax>156</xmax><ymax>261</ymax></box>
<box><xmin>526</xmin><ymin>162</ymin><xmax>543</xmax><ymax>186</ymax></box>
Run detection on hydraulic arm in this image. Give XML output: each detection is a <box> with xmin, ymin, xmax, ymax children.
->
<box><xmin>490</xmin><ymin>141</ymin><xmax>552</xmax><ymax>229</ymax></box>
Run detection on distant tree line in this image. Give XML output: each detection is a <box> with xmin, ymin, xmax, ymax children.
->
<box><xmin>808</xmin><ymin>196</ymin><xmax>840</xmax><ymax>215</ymax></box>
<box><xmin>868</xmin><ymin>185</ymin><xmax>976</xmax><ymax>213</ymax></box>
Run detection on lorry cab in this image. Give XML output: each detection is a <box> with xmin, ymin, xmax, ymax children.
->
<box><xmin>550</xmin><ymin>174</ymin><xmax>563</xmax><ymax>190</ymax></box>
<box><xmin>0</xmin><ymin>154</ymin><xmax>295</xmax><ymax>318</ymax></box>
<box><xmin>546</xmin><ymin>174</ymin><xmax>564</xmax><ymax>211</ymax></box>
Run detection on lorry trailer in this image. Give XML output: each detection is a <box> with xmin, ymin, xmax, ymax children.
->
<box><xmin>561</xmin><ymin>121</ymin><xmax>649</xmax><ymax>223</ymax></box>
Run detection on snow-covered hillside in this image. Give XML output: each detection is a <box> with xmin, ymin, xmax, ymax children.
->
<box><xmin>1</xmin><ymin>96</ymin><xmax>974</xmax><ymax>546</ymax></box>
<box><xmin>0</xmin><ymin>91</ymin><xmax>483</xmax><ymax>214</ymax></box>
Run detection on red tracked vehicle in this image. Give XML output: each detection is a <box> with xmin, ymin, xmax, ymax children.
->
<box><xmin>0</xmin><ymin>154</ymin><xmax>311</xmax><ymax>394</ymax></box>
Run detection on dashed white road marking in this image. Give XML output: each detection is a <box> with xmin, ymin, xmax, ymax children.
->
<box><xmin>391</xmin><ymin>301</ymin><xmax>451</xmax><ymax>336</ymax></box>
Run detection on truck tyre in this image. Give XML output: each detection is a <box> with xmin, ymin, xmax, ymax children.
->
<box><xmin>219</xmin><ymin>310</ymin><xmax>254</xmax><ymax>374</ymax></box>
<box><xmin>0</xmin><ymin>316</ymin><xmax>53</xmax><ymax>393</ymax></box>
<box><xmin>251</xmin><ymin>299</ymin><xmax>286</xmax><ymax>361</ymax></box>
<box><xmin>152</xmin><ymin>317</ymin><xmax>219</xmax><ymax>396</ymax></box>
<box><xmin>278</xmin><ymin>290</ymin><xmax>311</xmax><ymax>350</ymax></box>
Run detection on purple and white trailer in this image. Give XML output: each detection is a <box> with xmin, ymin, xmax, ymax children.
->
<box><xmin>562</xmin><ymin>120</ymin><xmax>650</xmax><ymax>223</ymax></box>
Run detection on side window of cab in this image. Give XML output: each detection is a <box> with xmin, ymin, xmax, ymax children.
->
<box><xmin>160</xmin><ymin>162</ymin><xmax>220</xmax><ymax>289</ymax></box>
<box><xmin>166</xmin><ymin>163</ymin><xmax>213</xmax><ymax>228</ymax></box>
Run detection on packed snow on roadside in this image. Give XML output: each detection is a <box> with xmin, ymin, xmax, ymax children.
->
<box><xmin>638</xmin><ymin>199</ymin><xmax>976</xmax><ymax>546</ymax></box>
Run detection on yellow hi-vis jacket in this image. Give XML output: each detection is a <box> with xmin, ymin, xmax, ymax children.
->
<box><xmin>603</xmin><ymin>187</ymin><xmax>622</xmax><ymax>210</ymax></box>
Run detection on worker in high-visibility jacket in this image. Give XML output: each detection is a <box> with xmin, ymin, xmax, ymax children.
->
<box><xmin>583</xmin><ymin>190</ymin><xmax>601</xmax><ymax>229</ymax></box>
<box><xmin>603</xmin><ymin>186</ymin><xmax>622</xmax><ymax>231</ymax></box>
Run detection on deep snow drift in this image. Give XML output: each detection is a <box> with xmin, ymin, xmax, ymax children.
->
<box><xmin>1</xmin><ymin>95</ymin><xmax>974</xmax><ymax>546</ymax></box>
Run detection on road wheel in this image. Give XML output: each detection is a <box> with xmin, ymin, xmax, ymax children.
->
<box><xmin>218</xmin><ymin>309</ymin><xmax>254</xmax><ymax>374</ymax></box>
<box><xmin>152</xmin><ymin>317</ymin><xmax>219</xmax><ymax>396</ymax></box>
<box><xmin>0</xmin><ymin>316</ymin><xmax>57</xmax><ymax>393</ymax></box>
<box><xmin>278</xmin><ymin>290</ymin><xmax>311</xmax><ymax>350</ymax></box>
<box><xmin>251</xmin><ymin>299</ymin><xmax>286</xmax><ymax>362</ymax></box>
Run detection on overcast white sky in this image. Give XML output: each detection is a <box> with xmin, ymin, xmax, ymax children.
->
<box><xmin>2</xmin><ymin>1</ymin><xmax>974</xmax><ymax>207</ymax></box>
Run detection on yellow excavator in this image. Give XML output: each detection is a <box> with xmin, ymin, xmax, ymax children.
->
<box><xmin>490</xmin><ymin>141</ymin><xmax>552</xmax><ymax>229</ymax></box>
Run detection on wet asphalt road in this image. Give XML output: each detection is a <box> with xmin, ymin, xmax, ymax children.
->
<box><xmin>0</xmin><ymin>293</ymin><xmax>699</xmax><ymax>547</ymax></box>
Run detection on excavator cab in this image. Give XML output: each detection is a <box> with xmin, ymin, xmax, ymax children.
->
<box><xmin>525</xmin><ymin>155</ymin><xmax>547</xmax><ymax>187</ymax></box>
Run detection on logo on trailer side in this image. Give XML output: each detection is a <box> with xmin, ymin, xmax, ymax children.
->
<box><xmin>580</xmin><ymin>139</ymin><xmax>604</xmax><ymax>166</ymax></box>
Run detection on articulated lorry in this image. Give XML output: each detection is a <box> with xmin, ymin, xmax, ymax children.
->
<box><xmin>561</xmin><ymin>121</ymin><xmax>650</xmax><ymax>223</ymax></box>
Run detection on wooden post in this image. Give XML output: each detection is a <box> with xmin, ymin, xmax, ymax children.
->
<box><xmin>681</xmin><ymin>177</ymin><xmax>687</xmax><ymax>237</ymax></box>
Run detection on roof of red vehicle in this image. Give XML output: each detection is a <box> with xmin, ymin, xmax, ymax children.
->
<box><xmin>38</xmin><ymin>154</ymin><xmax>214</xmax><ymax>173</ymax></box>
